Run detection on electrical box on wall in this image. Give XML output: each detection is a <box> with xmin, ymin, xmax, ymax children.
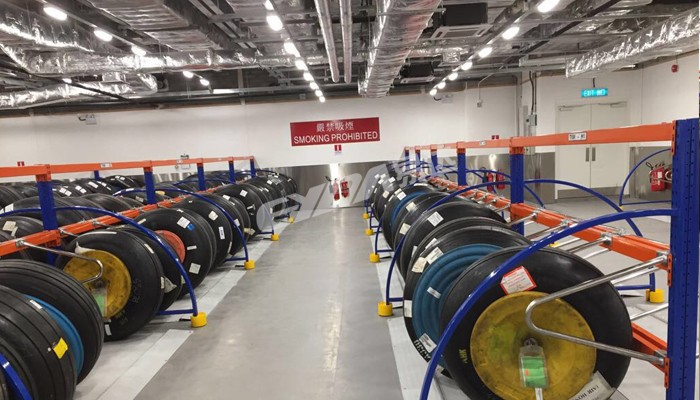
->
<box><xmin>525</xmin><ymin>113</ymin><xmax>537</xmax><ymax>127</ymax></box>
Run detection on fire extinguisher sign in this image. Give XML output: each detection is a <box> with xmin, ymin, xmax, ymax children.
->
<box><xmin>334</xmin><ymin>144</ymin><xmax>342</xmax><ymax>154</ymax></box>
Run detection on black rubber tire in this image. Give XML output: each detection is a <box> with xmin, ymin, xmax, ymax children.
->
<box><xmin>402</xmin><ymin>226</ymin><xmax>530</xmax><ymax>363</ymax></box>
<box><xmin>199</xmin><ymin>193</ymin><xmax>248</xmax><ymax>254</ymax></box>
<box><xmin>372</xmin><ymin>180</ymin><xmax>401</xmax><ymax>220</ymax></box>
<box><xmin>217</xmin><ymin>193</ymin><xmax>252</xmax><ymax>242</ymax></box>
<box><xmin>82</xmin><ymin>194</ymin><xmax>135</xmax><ymax>213</ymax></box>
<box><xmin>381</xmin><ymin>184</ymin><xmax>435</xmax><ymax>248</ymax></box>
<box><xmin>5</xmin><ymin>196</ymin><xmax>91</xmax><ymax>226</ymax></box>
<box><xmin>134</xmin><ymin>208</ymin><xmax>215</xmax><ymax>288</ymax></box>
<box><xmin>0</xmin><ymin>186</ymin><xmax>23</xmax><ymax>209</ymax></box>
<box><xmin>398</xmin><ymin>200</ymin><xmax>507</xmax><ymax>278</ymax></box>
<box><xmin>10</xmin><ymin>184</ymin><xmax>38</xmax><ymax>198</ymax></box>
<box><xmin>440</xmin><ymin>247</ymin><xmax>632</xmax><ymax>399</ymax></box>
<box><xmin>175</xmin><ymin>196</ymin><xmax>233</xmax><ymax>267</ymax></box>
<box><xmin>110</xmin><ymin>225</ymin><xmax>183</xmax><ymax>312</ymax></box>
<box><xmin>60</xmin><ymin>196</ymin><xmax>105</xmax><ymax>218</ymax></box>
<box><xmin>0</xmin><ymin>285</ymin><xmax>76</xmax><ymax>399</ymax></box>
<box><xmin>0</xmin><ymin>230</ymin><xmax>32</xmax><ymax>260</ymax></box>
<box><xmin>102</xmin><ymin>175</ymin><xmax>140</xmax><ymax>190</ymax></box>
<box><xmin>391</xmin><ymin>192</ymin><xmax>449</xmax><ymax>248</ymax></box>
<box><xmin>65</xmin><ymin>182</ymin><xmax>92</xmax><ymax>196</ymax></box>
<box><xmin>120</xmin><ymin>191</ymin><xmax>169</xmax><ymax>205</ymax></box>
<box><xmin>250</xmin><ymin>176</ymin><xmax>289</xmax><ymax>214</ymax></box>
<box><xmin>53</xmin><ymin>185</ymin><xmax>82</xmax><ymax>197</ymax></box>
<box><xmin>0</xmin><ymin>216</ymin><xmax>49</xmax><ymax>262</ymax></box>
<box><xmin>76</xmin><ymin>179</ymin><xmax>115</xmax><ymax>195</ymax></box>
<box><xmin>214</xmin><ymin>184</ymin><xmax>269</xmax><ymax>234</ymax></box>
<box><xmin>57</xmin><ymin>230</ymin><xmax>164</xmax><ymax>341</ymax></box>
<box><xmin>0</xmin><ymin>260</ymin><xmax>103</xmax><ymax>383</ymax></box>
<box><xmin>118</xmin><ymin>196</ymin><xmax>146</xmax><ymax>209</ymax></box>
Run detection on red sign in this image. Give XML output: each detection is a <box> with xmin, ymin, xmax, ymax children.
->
<box><xmin>16</xmin><ymin>161</ymin><xmax>24</xmax><ymax>166</ymax></box>
<box><xmin>290</xmin><ymin>117</ymin><xmax>380</xmax><ymax>146</ymax></box>
<box><xmin>334</xmin><ymin>144</ymin><xmax>342</xmax><ymax>152</ymax></box>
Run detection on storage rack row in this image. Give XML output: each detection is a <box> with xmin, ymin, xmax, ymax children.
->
<box><xmin>371</xmin><ymin>119</ymin><xmax>697</xmax><ymax>400</ymax></box>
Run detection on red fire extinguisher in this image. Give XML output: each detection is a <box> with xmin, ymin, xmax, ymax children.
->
<box><xmin>647</xmin><ymin>162</ymin><xmax>666</xmax><ymax>192</ymax></box>
<box><xmin>340</xmin><ymin>179</ymin><xmax>350</xmax><ymax>198</ymax></box>
<box><xmin>495</xmin><ymin>169</ymin><xmax>506</xmax><ymax>190</ymax></box>
<box><xmin>332</xmin><ymin>179</ymin><xmax>340</xmax><ymax>201</ymax></box>
<box><xmin>482</xmin><ymin>168</ymin><xmax>496</xmax><ymax>193</ymax></box>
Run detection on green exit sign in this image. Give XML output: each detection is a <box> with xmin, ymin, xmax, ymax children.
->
<box><xmin>581</xmin><ymin>88</ymin><xmax>608</xmax><ymax>98</ymax></box>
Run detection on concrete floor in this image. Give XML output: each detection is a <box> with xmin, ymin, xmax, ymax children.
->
<box><xmin>136</xmin><ymin>209</ymin><xmax>402</xmax><ymax>400</ymax></box>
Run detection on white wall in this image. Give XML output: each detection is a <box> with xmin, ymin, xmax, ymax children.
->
<box><xmin>0</xmin><ymin>86</ymin><xmax>517</xmax><ymax>173</ymax></box>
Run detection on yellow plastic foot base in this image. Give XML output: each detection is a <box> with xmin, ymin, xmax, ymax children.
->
<box><xmin>191</xmin><ymin>312</ymin><xmax>207</xmax><ymax>328</ymax></box>
<box><xmin>244</xmin><ymin>260</ymin><xmax>256</xmax><ymax>270</ymax></box>
<box><xmin>271</xmin><ymin>233</ymin><xmax>280</xmax><ymax>241</ymax></box>
<box><xmin>365</xmin><ymin>228</ymin><xmax>374</xmax><ymax>236</ymax></box>
<box><xmin>370</xmin><ymin>253</ymin><xmax>380</xmax><ymax>263</ymax></box>
<box><xmin>288</xmin><ymin>216</ymin><xmax>295</xmax><ymax>223</ymax></box>
<box><xmin>362</xmin><ymin>212</ymin><xmax>370</xmax><ymax>220</ymax></box>
<box><xmin>377</xmin><ymin>302</ymin><xmax>393</xmax><ymax>317</ymax></box>
<box><xmin>646</xmin><ymin>289</ymin><xmax>665</xmax><ymax>303</ymax></box>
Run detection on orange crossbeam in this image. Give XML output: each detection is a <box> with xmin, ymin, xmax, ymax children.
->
<box><xmin>632</xmin><ymin>323</ymin><xmax>667</xmax><ymax>372</ymax></box>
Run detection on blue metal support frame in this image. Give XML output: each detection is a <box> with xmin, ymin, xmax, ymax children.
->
<box><xmin>666</xmin><ymin>118</ymin><xmax>699</xmax><ymax>400</ymax></box>
<box><xmin>415</xmin><ymin>150</ymin><xmax>421</xmax><ymax>175</ymax></box>
<box><xmin>93</xmin><ymin>170</ymin><xmax>101</xmax><ymax>180</ymax></box>
<box><xmin>510</xmin><ymin>149</ymin><xmax>525</xmax><ymax>235</ymax></box>
<box><xmin>143</xmin><ymin>168</ymin><xmax>157</xmax><ymax>205</ymax></box>
<box><xmin>457</xmin><ymin>149</ymin><xmax>467</xmax><ymax>186</ymax></box>
<box><xmin>404</xmin><ymin>149</ymin><xmax>410</xmax><ymax>171</ymax></box>
<box><xmin>249</xmin><ymin>159</ymin><xmax>256</xmax><ymax>176</ymax></box>
<box><xmin>36</xmin><ymin>178</ymin><xmax>58</xmax><ymax>264</ymax></box>
<box><xmin>430</xmin><ymin>150</ymin><xmax>438</xmax><ymax>175</ymax></box>
<box><xmin>0</xmin><ymin>351</ymin><xmax>31</xmax><ymax>400</ymax></box>
<box><xmin>228</xmin><ymin>161</ymin><xmax>236</xmax><ymax>183</ymax></box>
<box><xmin>196</xmin><ymin>163</ymin><xmax>206</xmax><ymax>191</ymax></box>
<box><xmin>618</xmin><ymin>148</ymin><xmax>671</xmax><ymax>207</ymax></box>
<box><xmin>418</xmin><ymin>208</ymin><xmax>677</xmax><ymax>400</ymax></box>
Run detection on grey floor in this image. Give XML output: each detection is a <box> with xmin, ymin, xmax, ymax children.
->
<box><xmin>136</xmin><ymin>208</ymin><xmax>403</xmax><ymax>400</ymax></box>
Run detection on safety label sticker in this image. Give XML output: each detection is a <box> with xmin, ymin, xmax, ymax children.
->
<box><xmin>189</xmin><ymin>263</ymin><xmax>201</xmax><ymax>274</ymax></box>
<box><xmin>382</xmin><ymin>191</ymin><xmax>390</xmax><ymax>198</ymax></box>
<box><xmin>267</xmin><ymin>180</ymin><xmax>273</xmax><ymax>185</ymax></box>
<box><xmin>399</xmin><ymin>223</ymin><xmax>411</xmax><ymax>235</ymax></box>
<box><xmin>218</xmin><ymin>226</ymin><xmax>225</xmax><ymax>239</ymax></box>
<box><xmin>403</xmin><ymin>300</ymin><xmax>412</xmax><ymax>318</ymax></box>
<box><xmin>177</xmin><ymin>217</ymin><xmax>191</xmax><ymax>229</ymax></box>
<box><xmin>427</xmin><ymin>287</ymin><xmax>441</xmax><ymax>299</ymax></box>
<box><xmin>418</xmin><ymin>333</ymin><xmax>437</xmax><ymax>353</ymax></box>
<box><xmin>240</xmin><ymin>190</ymin><xmax>247</xmax><ymax>197</ymax></box>
<box><xmin>2</xmin><ymin>221</ymin><xmax>16</xmax><ymax>232</ymax></box>
<box><xmin>568</xmin><ymin>131</ymin><xmax>587</xmax><ymax>141</ymax></box>
<box><xmin>396</xmin><ymin>190</ymin><xmax>406</xmax><ymax>200</ymax></box>
<box><xmin>569</xmin><ymin>372</ymin><xmax>614</xmax><ymax>400</ymax></box>
<box><xmin>425</xmin><ymin>247</ymin><xmax>443</xmax><ymax>264</ymax></box>
<box><xmin>412</xmin><ymin>257</ymin><xmax>428</xmax><ymax>273</ymax></box>
<box><xmin>500</xmin><ymin>266</ymin><xmax>537</xmax><ymax>294</ymax></box>
<box><xmin>407</xmin><ymin>202</ymin><xmax>417</xmax><ymax>212</ymax></box>
<box><xmin>427</xmin><ymin>212</ymin><xmax>444</xmax><ymax>226</ymax></box>
<box><xmin>222</xmin><ymin>195</ymin><xmax>230</xmax><ymax>200</ymax></box>
<box><xmin>208</xmin><ymin>211</ymin><xmax>218</xmax><ymax>221</ymax></box>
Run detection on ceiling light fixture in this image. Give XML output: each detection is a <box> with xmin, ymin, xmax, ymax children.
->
<box><xmin>310</xmin><ymin>82</ymin><xmax>319</xmax><ymax>90</ymax></box>
<box><xmin>62</xmin><ymin>78</ymin><xmax>72</xmax><ymax>84</ymax></box>
<box><xmin>319</xmin><ymin>96</ymin><xmax>326</xmax><ymax>103</ymax></box>
<box><xmin>478</xmin><ymin>46</ymin><xmax>493</xmax><ymax>58</ymax></box>
<box><xmin>536</xmin><ymin>0</ymin><xmax>560</xmax><ymax>13</ymax></box>
<box><xmin>93</xmin><ymin>29</ymin><xmax>113</xmax><ymax>42</ymax></box>
<box><xmin>429</xmin><ymin>88</ymin><xmax>437</xmax><ymax>96</ymax></box>
<box><xmin>502</xmin><ymin>26</ymin><xmax>520</xmax><ymax>40</ymax></box>
<box><xmin>315</xmin><ymin>90</ymin><xmax>323</xmax><ymax>97</ymax></box>
<box><xmin>131</xmin><ymin>45</ymin><xmax>147</xmax><ymax>56</ymax></box>
<box><xmin>294</xmin><ymin>59</ymin><xmax>308</xmax><ymax>71</ymax></box>
<box><xmin>448</xmin><ymin>72</ymin><xmax>458</xmax><ymax>81</ymax></box>
<box><xmin>283</xmin><ymin>41</ymin><xmax>300</xmax><ymax>57</ymax></box>
<box><xmin>436</xmin><ymin>81</ymin><xmax>446</xmax><ymax>89</ymax></box>
<box><xmin>460</xmin><ymin>60</ymin><xmax>473</xmax><ymax>71</ymax></box>
<box><xmin>200</xmin><ymin>78</ymin><xmax>210</xmax><ymax>86</ymax></box>
<box><xmin>264</xmin><ymin>0</ymin><xmax>274</xmax><ymax>10</ymax></box>
<box><xmin>43</xmin><ymin>5</ymin><xmax>68</xmax><ymax>21</ymax></box>
<box><xmin>182</xmin><ymin>71</ymin><xmax>194</xmax><ymax>78</ymax></box>
<box><xmin>266</xmin><ymin>14</ymin><xmax>283</xmax><ymax>31</ymax></box>
<box><xmin>303</xmin><ymin>72</ymin><xmax>313</xmax><ymax>81</ymax></box>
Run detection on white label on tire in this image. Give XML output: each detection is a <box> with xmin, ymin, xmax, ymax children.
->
<box><xmin>222</xmin><ymin>195</ymin><xmax>230</xmax><ymax>200</ymax></box>
<box><xmin>419</xmin><ymin>333</ymin><xmax>437</xmax><ymax>353</ymax></box>
<box><xmin>189</xmin><ymin>263</ymin><xmax>201</xmax><ymax>274</ymax></box>
<box><xmin>382</xmin><ymin>191</ymin><xmax>389</xmax><ymax>198</ymax></box>
<box><xmin>105</xmin><ymin>324</ymin><xmax>112</xmax><ymax>336</ymax></box>
<box><xmin>208</xmin><ymin>211</ymin><xmax>218</xmax><ymax>221</ymax></box>
<box><xmin>234</xmin><ymin>219</ymin><xmax>240</xmax><ymax>226</ymax></box>
<box><xmin>425</xmin><ymin>247</ymin><xmax>443</xmax><ymax>264</ymax></box>
<box><xmin>136</xmin><ymin>196</ymin><xmax>144</xmax><ymax>203</ymax></box>
<box><xmin>569</xmin><ymin>372</ymin><xmax>614</xmax><ymax>400</ymax></box>
<box><xmin>88</xmin><ymin>182</ymin><xmax>98</xmax><ymax>188</ymax></box>
<box><xmin>404</xmin><ymin>300</ymin><xmax>412</xmax><ymax>318</ymax></box>
<box><xmin>500</xmin><ymin>266</ymin><xmax>537</xmax><ymax>294</ymax></box>
<box><xmin>137</xmin><ymin>218</ymin><xmax>146</xmax><ymax>225</ymax></box>
<box><xmin>186</xmin><ymin>245</ymin><xmax>197</xmax><ymax>251</ymax></box>
<box><xmin>160</xmin><ymin>277</ymin><xmax>164</xmax><ymax>289</ymax></box>
<box><xmin>4</xmin><ymin>204</ymin><xmax>13</xmax><ymax>212</ymax></box>
<box><xmin>2</xmin><ymin>221</ymin><xmax>16</xmax><ymax>232</ymax></box>
<box><xmin>428</xmin><ymin>237</ymin><xmax>438</xmax><ymax>247</ymax></box>
<box><xmin>143</xmin><ymin>243</ymin><xmax>154</xmax><ymax>254</ymax></box>
<box><xmin>396</xmin><ymin>190</ymin><xmax>405</xmax><ymax>200</ymax></box>
<box><xmin>177</xmin><ymin>217</ymin><xmax>191</xmax><ymax>229</ymax></box>
<box><xmin>412</xmin><ymin>257</ymin><xmax>428</xmax><ymax>273</ymax></box>
<box><xmin>407</xmin><ymin>202</ymin><xmax>416</xmax><ymax>212</ymax></box>
<box><xmin>389</xmin><ymin>177</ymin><xmax>396</xmax><ymax>183</ymax></box>
<box><xmin>267</xmin><ymin>180</ymin><xmax>273</xmax><ymax>185</ymax></box>
<box><xmin>240</xmin><ymin>190</ymin><xmax>247</xmax><ymax>197</ymax></box>
<box><xmin>427</xmin><ymin>287</ymin><xmax>441</xmax><ymax>299</ymax></box>
<box><xmin>399</xmin><ymin>223</ymin><xmax>411</xmax><ymax>235</ymax></box>
<box><xmin>218</xmin><ymin>226</ymin><xmax>225</xmax><ymax>239</ymax></box>
<box><xmin>411</xmin><ymin>245</ymin><xmax>417</xmax><ymax>256</ymax></box>
<box><xmin>29</xmin><ymin>299</ymin><xmax>42</xmax><ymax>310</ymax></box>
<box><xmin>427</xmin><ymin>212</ymin><xmax>444</xmax><ymax>226</ymax></box>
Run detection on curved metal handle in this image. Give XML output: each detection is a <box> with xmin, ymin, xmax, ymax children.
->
<box><xmin>15</xmin><ymin>240</ymin><xmax>104</xmax><ymax>284</ymax></box>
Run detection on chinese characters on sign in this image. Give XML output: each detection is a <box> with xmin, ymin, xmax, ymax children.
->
<box><xmin>290</xmin><ymin>117</ymin><xmax>380</xmax><ymax>146</ymax></box>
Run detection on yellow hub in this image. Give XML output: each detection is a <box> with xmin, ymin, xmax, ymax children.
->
<box><xmin>64</xmin><ymin>250</ymin><xmax>131</xmax><ymax>319</ymax></box>
<box><xmin>470</xmin><ymin>291</ymin><xmax>596</xmax><ymax>400</ymax></box>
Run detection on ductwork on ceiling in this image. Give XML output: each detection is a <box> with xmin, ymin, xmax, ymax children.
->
<box><xmin>339</xmin><ymin>0</ymin><xmax>353</xmax><ymax>83</ymax></box>
<box><xmin>0</xmin><ymin>74</ymin><xmax>157</xmax><ymax>110</ymax></box>
<box><xmin>566</xmin><ymin>8</ymin><xmax>699</xmax><ymax>77</ymax></box>
<box><xmin>359</xmin><ymin>0</ymin><xmax>445</xmax><ymax>98</ymax></box>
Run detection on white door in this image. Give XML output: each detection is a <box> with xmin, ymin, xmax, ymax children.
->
<box><xmin>555</xmin><ymin>105</ymin><xmax>592</xmax><ymax>198</ymax></box>
<box><xmin>590</xmin><ymin>102</ymin><xmax>630</xmax><ymax>194</ymax></box>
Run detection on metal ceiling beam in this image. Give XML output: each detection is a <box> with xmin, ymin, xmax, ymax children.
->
<box><xmin>161</xmin><ymin>0</ymin><xmax>243</xmax><ymax>50</ymax></box>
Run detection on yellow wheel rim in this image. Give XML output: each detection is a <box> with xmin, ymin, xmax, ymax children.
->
<box><xmin>64</xmin><ymin>250</ymin><xmax>131</xmax><ymax>319</ymax></box>
<box><xmin>470</xmin><ymin>291</ymin><xmax>596</xmax><ymax>400</ymax></box>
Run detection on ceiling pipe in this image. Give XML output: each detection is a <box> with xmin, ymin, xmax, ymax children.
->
<box><xmin>339</xmin><ymin>0</ymin><xmax>353</xmax><ymax>83</ymax></box>
<box><xmin>313</xmin><ymin>0</ymin><xmax>340</xmax><ymax>82</ymax></box>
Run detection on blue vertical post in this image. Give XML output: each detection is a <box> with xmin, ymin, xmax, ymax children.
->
<box><xmin>196</xmin><ymin>163</ymin><xmax>206</xmax><ymax>191</ymax></box>
<box><xmin>509</xmin><ymin>147</ymin><xmax>525</xmax><ymax>235</ymax></box>
<box><xmin>228</xmin><ymin>161</ymin><xmax>236</xmax><ymax>183</ymax></box>
<box><xmin>36</xmin><ymin>173</ymin><xmax>58</xmax><ymax>264</ymax></box>
<box><xmin>249</xmin><ymin>158</ymin><xmax>256</xmax><ymax>177</ymax></box>
<box><xmin>666</xmin><ymin>118</ymin><xmax>699</xmax><ymax>400</ymax></box>
<box><xmin>404</xmin><ymin>148</ymin><xmax>410</xmax><ymax>172</ymax></box>
<box><xmin>430</xmin><ymin>147</ymin><xmax>438</xmax><ymax>175</ymax></box>
<box><xmin>93</xmin><ymin>170</ymin><xmax>101</xmax><ymax>180</ymax></box>
<box><xmin>143</xmin><ymin>167</ymin><xmax>157</xmax><ymax>204</ymax></box>
<box><xmin>457</xmin><ymin>146</ymin><xmax>467</xmax><ymax>186</ymax></box>
<box><xmin>415</xmin><ymin>149</ymin><xmax>421</xmax><ymax>176</ymax></box>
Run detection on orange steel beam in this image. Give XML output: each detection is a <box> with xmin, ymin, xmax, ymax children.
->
<box><xmin>632</xmin><ymin>323</ymin><xmax>667</xmax><ymax>372</ymax></box>
<box><xmin>0</xmin><ymin>165</ymin><xmax>50</xmax><ymax>178</ymax></box>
